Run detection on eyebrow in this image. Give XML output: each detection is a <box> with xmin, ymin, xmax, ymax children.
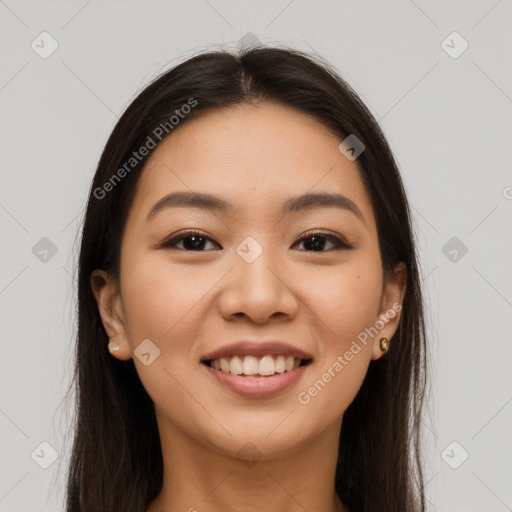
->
<box><xmin>145</xmin><ymin>191</ymin><xmax>365</xmax><ymax>224</ymax></box>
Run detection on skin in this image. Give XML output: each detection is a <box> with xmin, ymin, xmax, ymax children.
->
<box><xmin>91</xmin><ymin>102</ymin><xmax>406</xmax><ymax>512</ymax></box>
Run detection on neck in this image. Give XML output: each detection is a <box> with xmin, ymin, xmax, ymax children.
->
<box><xmin>147</xmin><ymin>416</ymin><xmax>347</xmax><ymax>512</ymax></box>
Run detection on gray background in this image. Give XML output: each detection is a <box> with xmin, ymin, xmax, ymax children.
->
<box><xmin>1</xmin><ymin>1</ymin><xmax>511</xmax><ymax>510</ymax></box>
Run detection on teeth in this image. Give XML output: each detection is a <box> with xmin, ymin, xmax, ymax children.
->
<box><xmin>275</xmin><ymin>355</ymin><xmax>286</xmax><ymax>373</ymax></box>
<box><xmin>230</xmin><ymin>355</ymin><xmax>243</xmax><ymax>375</ymax></box>
<box><xmin>208</xmin><ymin>354</ymin><xmax>306</xmax><ymax>376</ymax></box>
<box><xmin>242</xmin><ymin>356</ymin><xmax>259</xmax><ymax>375</ymax></box>
<box><xmin>258</xmin><ymin>355</ymin><xmax>275</xmax><ymax>376</ymax></box>
<box><xmin>220</xmin><ymin>358</ymin><xmax>229</xmax><ymax>372</ymax></box>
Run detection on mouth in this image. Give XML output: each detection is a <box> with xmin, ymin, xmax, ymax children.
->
<box><xmin>201</xmin><ymin>354</ymin><xmax>313</xmax><ymax>377</ymax></box>
<box><xmin>200</xmin><ymin>341</ymin><xmax>314</xmax><ymax>398</ymax></box>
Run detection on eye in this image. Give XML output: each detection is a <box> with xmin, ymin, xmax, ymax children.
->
<box><xmin>160</xmin><ymin>230</ymin><xmax>221</xmax><ymax>251</ymax></box>
<box><xmin>159</xmin><ymin>230</ymin><xmax>352</xmax><ymax>252</ymax></box>
<box><xmin>292</xmin><ymin>231</ymin><xmax>352</xmax><ymax>252</ymax></box>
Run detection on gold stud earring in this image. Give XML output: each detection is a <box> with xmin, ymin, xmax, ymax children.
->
<box><xmin>379</xmin><ymin>337</ymin><xmax>389</xmax><ymax>352</ymax></box>
<box><xmin>108</xmin><ymin>341</ymin><xmax>120</xmax><ymax>353</ymax></box>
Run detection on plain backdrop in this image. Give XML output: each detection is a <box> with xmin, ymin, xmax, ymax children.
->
<box><xmin>1</xmin><ymin>1</ymin><xmax>511</xmax><ymax>511</ymax></box>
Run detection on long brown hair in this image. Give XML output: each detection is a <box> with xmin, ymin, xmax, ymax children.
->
<box><xmin>65</xmin><ymin>46</ymin><xmax>428</xmax><ymax>511</ymax></box>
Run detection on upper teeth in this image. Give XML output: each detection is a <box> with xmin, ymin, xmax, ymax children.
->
<box><xmin>209</xmin><ymin>355</ymin><xmax>302</xmax><ymax>376</ymax></box>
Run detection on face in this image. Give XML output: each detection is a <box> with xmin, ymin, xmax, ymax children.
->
<box><xmin>92</xmin><ymin>102</ymin><xmax>405</xmax><ymax>461</ymax></box>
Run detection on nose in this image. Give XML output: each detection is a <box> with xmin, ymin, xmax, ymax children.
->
<box><xmin>217</xmin><ymin>246</ymin><xmax>299</xmax><ymax>324</ymax></box>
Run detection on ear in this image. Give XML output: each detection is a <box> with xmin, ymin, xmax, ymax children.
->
<box><xmin>371</xmin><ymin>262</ymin><xmax>406</xmax><ymax>360</ymax></box>
<box><xmin>90</xmin><ymin>269</ymin><xmax>132</xmax><ymax>361</ymax></box>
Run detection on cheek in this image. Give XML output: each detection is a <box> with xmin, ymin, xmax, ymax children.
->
<box><xmin>118</xmin><ymin>253</ymin><xmax>215</xmax><ymax>419</ymax></box>
<box><xmin>299</xmin><ymin>256</ymin><xmax>383</xmax><ymax>350</ymax></box>
<box><xmin>293</xmin><ymin>256</ymin><xmax>383</xmax><ymax>417</ymax></box>
<box><xmin>120</xmin><ymin>250</ymin><xmax>216</xmax><ymax>344</ymax></box>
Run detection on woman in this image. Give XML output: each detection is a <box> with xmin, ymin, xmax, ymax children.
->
<box><xmin>66</xmin><ymin>46</ymin><xmax>428</xmax><ymax>511</ymax></box>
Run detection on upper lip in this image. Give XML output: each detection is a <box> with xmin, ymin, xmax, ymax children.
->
<box><xmin>201</xmin><ymin>340</ymin><xmax>314</xmax><ymax>362</ymax></box>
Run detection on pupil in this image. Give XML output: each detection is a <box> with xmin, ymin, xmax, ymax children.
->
<box><xmin>305</xmin><ymin>236</ymin><xmax>325</xmax><ymax>251</ymax></box>
<box><xmin>184</xmin><ymin>235</ymin><xmax>205</xmax><ymax>250</ymax></box>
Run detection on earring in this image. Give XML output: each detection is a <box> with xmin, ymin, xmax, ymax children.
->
<box><xmin>108</xmin><ymin>341</ymin><xmax>120</xmax><ymax>353</ymax></box>
<box><xmin>379</xmin><ymin>337</ymin><xmax>389</xmax><ymax>352</ymax></box>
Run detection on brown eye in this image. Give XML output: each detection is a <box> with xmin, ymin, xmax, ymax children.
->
<box><xmin>293</xmin><ymin>232</ymin><xmax>352</xmax><ymax>252</ymax></box>
<box><xmin>161</xmin><ymin>230</ymin><xmax>221</xmax><ymax>251</ymax></box>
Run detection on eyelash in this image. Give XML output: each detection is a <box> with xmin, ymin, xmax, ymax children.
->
<box><xmin>159</xmin><ymin>229</ymin><xmax>353</xmax><ymax>252</ymax></box>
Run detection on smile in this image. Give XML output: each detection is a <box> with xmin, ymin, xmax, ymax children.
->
<box><xmin>201</xmin><ymin>357</ymin><xmax>312</xmax><ymax>398</ymax></box>
<box><xmin>203</xmin><ymin>354</ymin><xmax>311</xmax><ymax>376</ymax></box>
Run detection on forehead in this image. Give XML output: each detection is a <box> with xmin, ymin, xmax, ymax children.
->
<box><xmin>129</xmin><ymin>102</ymin><xmax>374</xmax><ymax>225</ymax></box>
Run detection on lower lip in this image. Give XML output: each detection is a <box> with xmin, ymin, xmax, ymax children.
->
<box><xmin>202</xmin><ymin>363</ymin><xmax>309</xmax><ymax>398</ymax></box>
